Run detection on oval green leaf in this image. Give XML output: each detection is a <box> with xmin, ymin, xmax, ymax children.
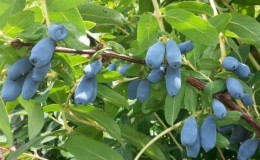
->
<box><xmin>164</xmin><ymin>9</ymin><xmax>219</xmax><ymax>46</ymax></box>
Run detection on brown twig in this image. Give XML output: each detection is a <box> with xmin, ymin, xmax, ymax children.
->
<box><xmin>11</xmin><ymin>39</ymin><xmax>260</xmax><ymax>135</ymax></box>
<box><xmin>188</xmin><ymin>76</ymin><xmax>260</xmax><ymax>136</ymax></box>
<box><xmin>11</xmin><ymin>39</ymin><xmax>145</xmax><ymax>64</ymax></box>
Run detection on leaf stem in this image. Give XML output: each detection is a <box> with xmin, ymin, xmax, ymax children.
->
<box><xmin>151</xmin><ymin>0</ymin><xmax>167</xmax><ymax>42</ymax></box>
<box><xmin>154</xmin><ymin>113</ymin><xmax>184</xmax><ymax>152</ymax></box>
<box><xmin>248</xmin><ymin>53</ymin><xmax>260</xmax><ymax>70</ymax></box>
<box><xmin>217</xmin><ymin>147</ymin><xmax>225</xmax><ymax>160</ymax></box>
<box><xmin>42</xmin><ymin>0</ymin><xmax>50</xmax><ymax>27</ymax></box>
<box><xmin>134</xmin><ymin>121</ymin><xmax>182</xmax><ymax>160</ymax></box>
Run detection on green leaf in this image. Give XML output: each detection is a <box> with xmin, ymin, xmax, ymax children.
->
<box><xmin>97</xmin><ymin>84</ymin><xmax>129</xmax><ymax>109</ymax></box>
<box><xmin>216</xmin><ymin>111</ymin><xmax>242</xmax><ymax>126</ymax></box>
<box><xmin>78</xmin><ymin>2</ymin><xmax>123</xmax><ymax>25</ymax></box>
<box><xmin>0</xmin><ymin>98</ymin><xmax>13</xmax><ymax>146</ymax></box>
<box><xmin>216</xmin><ymin>133</ymin><xmax>229</xmax><ymax>148</ymax></box>
<box><xmin>43</xmin><ymin>104</ymin><xmax>61</xmax><ymax>112</ymax></box>
<box><xmin>47</xmin><ymin>0</ymin><xmax>85</xmax><ymax>11</ymax></box>
<box><xmin>164</xmin><ymin>1</ymin><xmax>213</xmax><ymax>16</ymax></box>
<box><xmin>120</xmin><ymin>125</ymin><xmax>167</xmax><ymax>160</ymax></box>
<box><xmin>184</xmin><ymin>85</ymin><xmax>198</xmax><ymax>114</ymax></box>
<box><xmin>197</xmin><ymin>58</ymin><xmax>221</xmax><ymax>70</ymax></box>
<box><xmin>0</xmin><ymin>0</ymin><xmax>25</xmax><ymax>29</ymax></box>
<box><xmin>208</xmin><ymin>13</ymin><xmax>232</xmax><ymax>32</ymax></box>
<box><xmin>164</xmin><ymin>81</ymin><xmax>186</xmax><ymax>125</ymax></box>
<box><xmin>204</xmin><ymin>80</ymin><xmax>226</xmax><ymax>96</ymax></box>
<box><xmin>3</xmin><ymin>10</ymin><xmax>35</xmax><ymax>37</ymax></box>
<box><xmin>6</xmin><ymin>130</ymin><xmax>66</xmax><ymax>160</ymax></box>
<box><xmin>18</xmin><ymin>98</ymin><xmax>44</xmax><ymax>140</ymax></box>
<box><xmin>64</xmin><ymin>134</ymin><xmax>124</xmax><ymax>160</ymax></box>
<box><xmin>137</xmin><ymin>12</ymin><xmax>159</xmax><ymax>51</ymax></box>
<box><xmin>231</xmin><ymin>0</ymin><xmax>260</xmax><ymax>5</ymax></box>
<box><xmin>97</xmin><ymin>71</ymin><xmax>123</xmax><ymax>83</ymax></box>
<box><xmin>71</xmin><ymin>106</ymin><xmax>123</xmax><ymax>144</ymax></box>
<box><xmin>226</xmin><ymin>13</ymin><xmax>260</xmax><ymax>47</ymax></box>
<box><xmin>164</xmin><ymin>9</ymin><xmax>219</xmax><ymax>46</ymax></box>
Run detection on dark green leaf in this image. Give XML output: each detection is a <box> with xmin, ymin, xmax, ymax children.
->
<box><xmin>184</xmin><ymin>85</ymin><xmax>198</xmax><ymax>113</ymax></box>
<box><xmin>164</xmin><ymin>9</ymin><xmax>219</xmax><ymax>46</ymax></box>
<box><xmin>164</xmin><ymin>1</ymin><xmax>213</xmax><ymax>16</ymax></box>
<box><xmin>216</xmin><ymin>133</ymin><xmax>229</xmax><ymax>148</ymax></box>
<box><xmin>97</xmin><ymin>84</ymin><xmax>129</xmax><ymax>109</ymax></box>
<box><xmin>226</xmin><ymin>13</ymin><xmax>260</xmax><ymax>47</ymax></box>
<box><xmin>164</xmin><ymin>81</ymin><xmax>186</xmax><ymax>125</ymax></box>
<box><xmin>78</xmin><ymin>2</ymin><xmax>123</xmax><ymax>25</ymax></box>
<box><xmin>18</xmin><ymin>98</ymin><xmax>44</xmax><ymax>140</ymax></box>
<box><xmin>197</xmin><ymin>58</ymin><xmax>221</xmax><ymax>70</ymax></box>
<box><xmin>0</xmin><ymin>98</ymin><xmax>13</xmax><ymax>146</ymax></box>
<box><xmin>71</xmin><ymin>106</ymin><xmax>123</xmax><ymax>143</ymax></box>
<box><xmin>216</xmin><ymin>111</ymin><xmax>242</xmax><ymax>126</ymax></box>
<box><xmin>120</xmin><ymin>125</ymin><xmax>167</xmax><ymax>160</ymax></box>
<box><xmin>64</xmin><ymin>134</ymin><xmax>124</xmax><ymax>160</ymax></box>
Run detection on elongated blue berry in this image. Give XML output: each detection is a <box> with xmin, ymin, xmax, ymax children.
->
<box><xmin>32</xmin><ymin>63</ymin><xmax>51</xmax><ymax>82</ymax></box>
<box><xmin>217</xmin><ymin>124</ymin><xmax>233</xmax><ymax>133</ymax></box>
<box><xmin>165</xmin><ymin>66</ymin><xmax>181</xmax><ymax>97</ymax></box>
<box><xmin>48</xmin><ymin>24</ymin><xmax>68</xmax><ymax>41</ymax></box>
<box><xmin>229</xmin><ymin>125</ymin><xmax>247</xmax><ymax>146</ymax></box>
<box><xmin>89</xmin><ymin>77</ymin><xmax>97</xmax><ymax>103</ymax></box>
<box><xmin>212</xmin><ymin>98</ymin><xmax>227</xmax><ymax>119</ymax></box>
<box><xmin>127</xmin><ymin>79</ymin><xmax>140</xmax><ymax>100</ymax></box>
<box><xmin>7</xmin><ymin>57</ymin><xmax>33</xmax><ymax>80</ymax></box>
<box><xmin>166</xmin><ymin>39</ymin><xmax>182</xmax><ymax>70</ymax></box>
<box><xmin>200</xmin><ymin>115</ymin><xmax>216</xmax><ymax>152</ymax></box>
<box><xmin>226</xmin><ymin>78</ymin><xmax>244</xmax><ymax>99</ymax></box>
<box><xmin>74</xmin><ymin>77</ymin><xmax>96</xmax><ymax>104</ymax></box>
<box><xmin>181</xmin><ymin>116</ymin><xmax>198</xmax><ymax>146</ymax></box>
<box><xmin>147</xmin><ymin>65</ymin><xmax>165</xmax><ymax>83</ymax></box>
<box><xmin>29</xmin><ymin>38</ymin><xmax>55</xmax><ymax>67</ymax></box>
<box><xmin>222</xmin><ymin>56</ymin><xmax>239</xmax><ymax>71</ymax></box>
<box><xmin>234</xmin><ymin>62</ymin><xmax>251</xmax><ymax>78</ymax></box>
<box><xmin>145</xmin><ymin>42</ymin><xmax>165</xmax><ymax>69</ymax></box>
<box><xmin>119</xmin><ymin>64</ymin><xmax>130</xmax><ymax>76</ymax></box>
<box><xmin>21</xmin><ymin>70</ymin><xmax>41</xmax><ymax>100</ymax></box>
<box><xmin>238</xmin><ymin>138</ymin><xmax>259</xmax><ymax>160</ymax></box>
<box><xmin>107</xmin><ymin>63</ymin><xmax>117</xmax><ymax>71</ymax></box>
<box><xmin>186</xmin><ymin>127</ymin><xmax>200</xmax><ymax>158</ymax></box>
<box><xmin>241</xmin><ymin>93</ymin><xmax>253</xmax><ymax>107</ymax></box>
<box><xmin>83</xmin><ymin>60</ymin><xmax>102</xmax><ymax>78</ymax></box>
<box><xmin>178</xmin><ymin>40</ymin><xmax>194</xmax><ymax>54</ymax></box>
<box><xmin>1</xmin><ymin>77</ymin><xmax>24</xmax><ymax>102</ymax></box>
<box><xmin>136</xmin><ymin>80</ymin><xmax>151</xmax><ymax>102</ymax></box>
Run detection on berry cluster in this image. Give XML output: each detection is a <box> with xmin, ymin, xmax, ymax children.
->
<box><xmin>126</xmin><ymin>40</ymin><xmax>194</xmax><ymax>102</ymax></box>
<box><xmin>223</xmin><ymin>56</ymin><xmax>254</xmax><ymax>107</ymax></box>
<box><xmin>1</xmin><ymin>24</ymin><xmax>68</xmax><ymax>101</ymax></box>
<box><xmin>74</xmin><ymin>60</ymin><xmax>102</xmax><ymax>104</ymax></box>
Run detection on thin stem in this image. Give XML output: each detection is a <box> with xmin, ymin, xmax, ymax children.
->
<box><xmin>61</xmin><ymin>108</ymin><xmax>72</xmax><ymax>133</ymax></box>
<box><xmin>219</xmin><ymin>33</ymin><xmax>226</xmax><ymax>61</ymax></box>
<box><xmin>22</xmin><ymin>153</ymin><xmax>48</xmax><ymax>160</ymax></box>
<box><xmin>151</xmin><ymin>0</ymin><xmax>167</xmax><ymax>42</ymax></box>
<box><xmin>248</xmin><ymin>53</ymin><xmax>260</xmax><ymax>70</ymax></box>
<box><xmin>217</xmin><ymin>147</ymin><xmax>225</xmax><ymax>160</ymax></box>
<box><xmin>134</xmin><ymin>122</ymin><xmax>182</xmax><ymax>160</ymax></box>
<box><xmin>42</xmin><ymin>0</ymin><xmax>50</xmax><ymax>27</ymax></box>
<box><xmin>0</xmin><ymin>31</ymin><xmax>14</xmax><ymax>42</ymax></box>
<box><xmin>209</xmin><ymin>0</ymin><xmax>218</xmax><ymax>16</ymax></box>
<box><xmin>154</xmin><ymin>113</ymin><xmax>184</xmax><ymax>152</ymax></box>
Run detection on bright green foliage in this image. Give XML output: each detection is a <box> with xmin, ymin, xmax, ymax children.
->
<box><xmin>0</xmin><ymin>0</ymin><xmax>260</xmax><ymax>159</ymax></box>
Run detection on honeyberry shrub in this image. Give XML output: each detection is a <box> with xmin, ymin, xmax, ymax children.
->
<box><xmin>0</xmin><ymin>0</ymin><xmax>260</xmax><ymax>159</ymax></box>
